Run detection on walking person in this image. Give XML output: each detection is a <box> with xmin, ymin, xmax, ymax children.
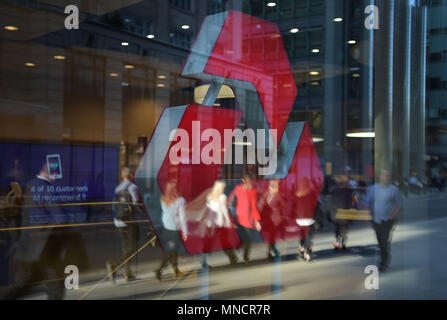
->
<box><xmin>258</xmin><ymin>180</ymin><xmax>285</xmax><ymax>260</ymax></box>
<box><xmin>293</xmin><ymin>177</ymin><xmax>318</xmax><ymax>262</ymax></box>
<box><xmin>5</xmin><ymin>161</ymin><xmax>67</xmax><ymax>299</ymax></box>
<box><xmin>328</xmin><ymin>175</ymin><xmax>354</xmax><ymax>252</ymax></box>
<box><xmin>228</xmin><ymin>174</ymin><xmax>262</xmax><ymax>265</ymax></box>
<box><xmin>107</xmin><ymin>167</ymin><xmax>141</xmax><ymax>283</ymax></box>
<box><xmin>204</xmin><ymin>181</ymin><xmax>239</xmax><ymax>265</ymax></box>
<box><xmin>155</xmin><ymin>180</ymin><xmax>188</xmax><ymax>281</ymax></box>
<box><xmin>365</xmin><ymin>169</ymin><xmax>402</xmax><ymax>272</ymax></box>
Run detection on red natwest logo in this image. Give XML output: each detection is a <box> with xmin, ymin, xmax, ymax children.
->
<box><xmin>136</xmin><ymin>11</ymin><xmax>323</xmax><ymax>255</ymax></box>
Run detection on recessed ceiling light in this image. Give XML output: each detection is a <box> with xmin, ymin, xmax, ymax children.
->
<box><xmin>348</xmin><ymin>40</ymin><xmax>356</xmax><ymax>44</ymax></box>
<box><xmin>290</xmin><ymin>28</ymin><xmax>299</xmax><ymax>33</ymax></box>
<box><xmin>158</xmin><ymin>75</ymin><xmax>167</xmax><ymax>79</ymax></box>
<box><xmin>233</xmin><ymin>141</ymin><xmax>253</xmax><ymax>146</ymax></box>
<box><xmin>312</xmin><ymin>48</ymin><xmax>320</xmax><ymax>53</ymax></box>
<box><xmin>333</xmin><ymin>17</ymin><xmax>343</xmax><ymax>22</ymax></box>
<box><xmin>25</xmin><ymin>62</ymin><xmax>35</xmax><ymax>67</ymax></box>
<box><xmin>352</xmin><ymin>73</ymin><xmax>360</xmax><ymax>78</ymax></box>
<box><xmin>181</xmin><ymin>25</ymin><xmax>190</xmax><ymax>30</ymax></box>
<box><xmin>267</xmin><ymin>2</ymin><xmax>277</xmax><ymax>7</ymax></box>
<box><xmin>157</xmin><ymin>84</ymin><xmax>165</xmax><ymax>88</ymax></box>
<box><xmin>346</xmin><ymin>130</ymin><xmax>375</xmax><ymax>138</ymax></box>
<box><xmin>124</xmin><ymin>65</ymin><xmax>134</xmax><ymax>69</ymax></box>
<box><xmin>110</xmin><ymin>73</ymin><xmax>119</xmax><ymax>77</ymax></box>
<box><xmin>53</xmin><ymin>55</ymin><xmax>66</xmax><ymax>60</ymax></box>
<box><xmin>313</xmin><ymin>137</ymin><xmax>324</xmax><ymax>143</ymax></box>
<box><xmin>4</xmin><ymin>25</ymin><xmax>18</xmax><ymax>31</ymax></box>
<box><xmin>147</xmin><ymin>34</ymin><xmax>155</xmax><ymax>39</ymax></box>
<box><xmin>121</xmin><ymin>42</ymin><xmax>129</xmax><ymax>46</ymax></box>
<box><xmin>309</xmin><ymin>71</ymin><xmax>320</xmax><ymax>76</ymax></box>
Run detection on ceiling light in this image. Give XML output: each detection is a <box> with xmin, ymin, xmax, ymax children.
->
<box><xmin>348</xmin><ymin>40</ymin><xmax>357</xmax><ymax>45</ymax></box>
<box><xmin>146</xmin><ymin>34</ymin><xmax>155</xmax><ymax>39</ymax></box>
<box><xmin>25</xmin><ymin>62</ymin><xmax>35</xmax><ymax>67</ymax></box>
<box><xmin>333</xmin><ymin>18</ymin><xmax>343</xmax><ymax>22</ymax></box>
<box><xmin>4</xmin><ymin>25</ymin><xmax>18</xmax><ymax>31</ymax></box>
<box><xmin>233</xmin><ymin>141</ymin><xmax>253</xmax><ymax>146</ymax></box>
<box><xmin>181</xmin><ymin>25</ymin><xmax>190</xmax><ymax>30</ymax></box>
<box><xmin>267</xmin><ymin>2</ymin><xmax>277</xmax><ymax>7</ymax></box>
<box><xmin>110</xmin><ymin>73</ymin><xmax>119</xmax><ymax>77</ymax></box>
<box><xmin>309</xmin><ymin>71</ymin><xmax>320</xmax><ymax>76</ymax></box>
<box><xmin>53</xmin><ymin>55</ymin><xmax>66</xmax><ymax>60</ymax></box>
<box><xmin>121</xmin><ymin>42</ymin><xmax>129</xmax><ymax>46</ymax></box>
<box><xmin>157</xmin><ymin>84</ymin><xmax>165</xmax><ymax>88</ymax></box>
<box><xmin>312</xmin><ymin>137</ymin><xmax>324</xmax><ymax>143</ymax></box>
<box><xmin>158</xmin><ymin>75</ymin><xmax>167</xmax><ymax>79</ymax></box>
<box><xmin>290</xmin><ymin>28</ymin><xmax>299</xmax><ymax>33</ymax></box>
<box><xmin>124</xmin><ymin>65</ymin><xmax>134</xmax><ymax>69</ymax></box>
<box><xmin>312</xmin><ymin>48</ymin><xmax>320</xmax><ymax>53</ymax></box>
<box><xmin>346</xmin><ymin>130</ymin><xmax>375</xmax><ymax>138</ymax></box>
<box><xmin>352</xmin><ymin>73</ymin><xmax>360</xmax><ymax>78</ymax></box>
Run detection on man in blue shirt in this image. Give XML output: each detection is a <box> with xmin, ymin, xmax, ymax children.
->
<box><xmin>365</xmin><ymin>169</ymin><xmax>402</xmax><ymax>271</ymax></box>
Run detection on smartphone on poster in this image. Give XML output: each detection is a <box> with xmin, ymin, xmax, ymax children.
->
<box><xmin>46</xmin><ymin>154</ymin><xmax>63</xmax><ymax>180</ymax></box>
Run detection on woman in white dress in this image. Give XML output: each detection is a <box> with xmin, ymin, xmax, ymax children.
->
<box><xmin>155</xmin><ymin>180</ymin><xmax>188</xmax><ymax>280</ymax></box>
<box><xmin>201</xmin><ymin>181</ymin><xmax>238</xmax><ymax>266</ymax></box>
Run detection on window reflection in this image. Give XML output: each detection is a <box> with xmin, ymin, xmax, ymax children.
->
<box><xmin>0</xmin><ymin>0</ymin><xmax>445</xmax><ymax>301</ymax></box>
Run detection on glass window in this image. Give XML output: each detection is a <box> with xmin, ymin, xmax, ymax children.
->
<box><xmin>0</xmin><ymin>0</ymin><xmax>444</xmax><ymax>302</ymax></box>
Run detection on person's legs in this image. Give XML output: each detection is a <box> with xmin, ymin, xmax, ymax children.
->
<box><xmin>44</xmin><ymin>265</ymin><xmax>65</xmax><ymax>300</ymax></box>
<box><xmin>373</xmin><ymin>222</ymin><xmax>388</xmax><ymax>269</ymax></box>
<box><xmin>155</xmin><ymin>252</ymin><xmax>171</xmax><ymax>281</ymax></box>
<box><xmin>334</xmin><ymin>224</ymin><xmax>342</xmax><ymax>249</ymax></box>
<box><xmin>302</xmin><ymin>226</ymin><xmax>314</xmax><ymax>261</ymax></box>
<box><xmin>169</xmin><ymin>232</ymin><xmax>184</xmax><ymax>277</ymax></box>
<box><xmin>120</xmin><ymin>227</ymin><xmax>133</xmax><ymax>278</ymax></box>
<box><xmin>238</xmin><ymin>226</ymin><xmax>252</xmax><ymax>264</ymax></box>
<box><xmin>155</xmin><ymin>230</ymin><xmax>180</xmax><ymax>280</ymax></box>
<box><xmin>381</xmin><ymin>220</ymin><xmax>395</xmax><ymax>268</ymax></box>
<box><xmin>108</xmin><ymin>226</ymin><xmax>136</xmax><ymax>280</ymax></box>
<box><xmin>224</xmin><ymin>250</ymin><xmax>238</xmax><ymax>265</ymax></box>
<box><xmin>340</xmin><ymin>224</ymin><xmax>350</xmax><ymax>251</ymax></box>
<box><xmin>270</xmin><ymin>243</ymin><xmax>280</xmax><ymax>257</ymax></box>
<box><xmin>243</xmin><ymin>242</ymin><xmax>251</xmax><ymax>263</ymax></box>
<box><xmin>2</xmin><ymin>260</ymin><xmax>36</xmax><ymax>300</ymax></box>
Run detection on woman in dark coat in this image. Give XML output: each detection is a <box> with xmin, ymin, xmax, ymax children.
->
<box><xmin>293</xmin><ymin>177</ymin><xmax>318</xmax><ymax>262</ymax></box>
<box><xmin>258</xmin><ymin>180</ymin><xmax>285</xmax><ymax>260</ymax></box>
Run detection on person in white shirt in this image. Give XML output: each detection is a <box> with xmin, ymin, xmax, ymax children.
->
<box><xmin>155</xmin><ymin>180</ymin><xmax>188</xmax><ymax>281</ymax></box>
<box><xmin>203</xmin><ymin>181</ymin><xmax>238</xmax><ymax>266</ymax></box>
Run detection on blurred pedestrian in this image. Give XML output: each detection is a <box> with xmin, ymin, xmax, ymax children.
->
<box><xmin>228</xmin><ymin>174</ymin><xmax>262</xmax><ymax>265</ymax></box>
<box><xmin>258</xmin><ymin>180</ymin><xmax>285</xmax><ymax>261</ymax></box>
<box><xmin>4</xmin><ymin>162</ymin><xmax>66</xmax><ymax>299</ymax></box>
<box><xmin>293</xmin><ymin>177</ymin><xmax>318</xmax><ymax>262</ymax></box>
<box><xmin>106</xmin><ymin>167</ymin><xmax>141</xmax><ymax>283</ymax></box>
<box><xmin>366</xmin><ymin>169</ymin><xmax>402</xmax><ymax>272</ymax></box>
<box><xmin>328</xmin><ymin>175</ymin><xmax>355</xmax><ymax>252</ymax></box>
<box><xmin>204</xmin><ymin>181</ymin><xmax>238</xmax><ymax>265</ymax></box>
<box><xmin>155</xmin><ymin>180</ymin><xmax>188</xmax><ymax>280</ymax></box>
